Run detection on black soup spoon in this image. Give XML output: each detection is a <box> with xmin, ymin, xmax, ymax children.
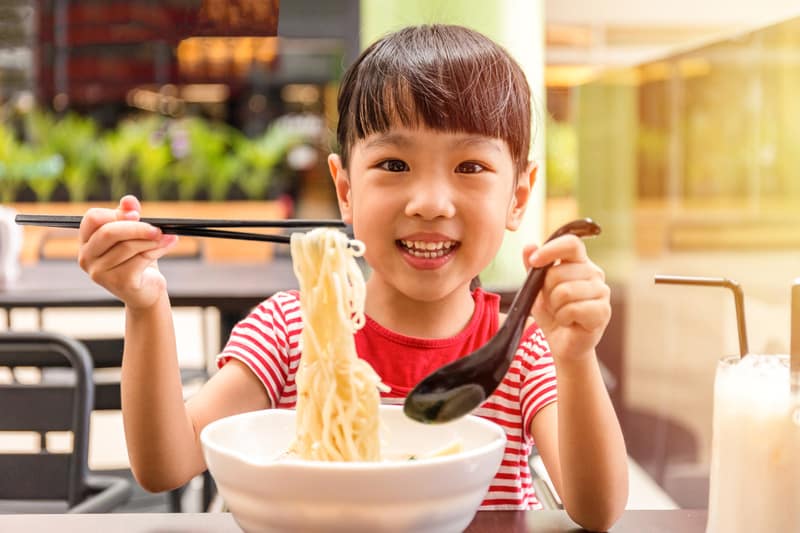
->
<box><xmin>403</xmin><ymin>218</ymin><xmax>602</xmax><ymax>424</ymax></box>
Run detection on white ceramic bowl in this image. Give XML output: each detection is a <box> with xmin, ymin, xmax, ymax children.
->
<box><xmin>200</xmin><ymin>405</ymin><xmax>506</xmax><ymax>533</ymax></box>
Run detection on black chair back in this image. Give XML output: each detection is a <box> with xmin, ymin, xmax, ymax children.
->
<box><xmin>77</xmin><ymin>338</ymin><xmax>125</xmax><ymax>410</ymax></box>
<box><xmin>0</xmin><ymin>332</ymin><xmax>93</xmax><ymax>507</ymax></box>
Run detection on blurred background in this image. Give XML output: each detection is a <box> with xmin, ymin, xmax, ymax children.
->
<box><xmin>2</xmin><ymin>0</ymin><xmax>800</xmax><ymax>512</ymax></box>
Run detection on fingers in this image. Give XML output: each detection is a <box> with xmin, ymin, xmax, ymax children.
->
<box><xmin>84</xmin><ymin>234</ymin><xmax>177</xmax><ymax>280</ymax></box>
<box><xmin>527</xmin><ymin>235</ymin><xmax>609</xmax><ymax>332</ymax></box>
<box><xmin>115</xmin><ymin>195</ymin><xmax>143</xmax><ymax>224</ymax></box>
<box><xmin>551</xmin><ymin>298</ymin><xmax>612</xmax><ymax>333</ymax></box>
<box><xmin>546</xmin><ymin>274</ymin><xmax>610</xmax><ymax>311</ymax></box>
<box><xmin>119</xmin><ymin>194</ymin><xmax>141</xmax><ymax>214</ymax></box>
<box><xmin>539</xmin><ymin>260</ymin><xmax>610</xmax><ymax>332</ymax></box>
<box><xmin>544</xmin><ymin>261</ymin><xmax>605</xmax><ymax>288</ymax></box>
<box><xmin>521</xmin><ymin>243</ymin><xmax>539</xmax><ymax>269</ymax></box>
<box><xmin>78</xmin><ymin>208</ymin><xmax>117</xmax><ymax>245</ymax></box>
<box><xmin>80</xmin><ymin>221</ymin><xmax>164</xmax><ymax>267</ymax></box>
<box><xmin>76</xmin><ymin>196</ymin><xmax>178</xmax><ymax>308</ymax></box>
<box><xmin>78</xmin><ymin>195</ymin><xmax>144</xmax><ymax>245</ymax></box>
<box><xmin>77</xmin><ymin>195</ymin><xmax>173</xmax><ymax>274</ymax></box>
<box><xmin>527</xmin><ymin>234</ymin><xmax>588</xmax><ymax>269</ymax></box>
<box><xmin>91</xmin><ymin>242</ymin><xmax>176</xmax><ymax>291</ymax></box>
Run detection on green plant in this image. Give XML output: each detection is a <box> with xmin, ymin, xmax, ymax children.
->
<box><xmin>0</xmin><ymin>123</ymin><xmax>21</xmax><ymax>203</ymax></box>
<box><xmin>131</xmin><ymin>118</ymin><xmax>173</xmax><ymax>202</ymax></box>
<box><xmin>21</xmin><ymin>110</ymin><xmax>64</xmax><ymax>201</ymax></box>
<box><xmin>207</xmin><ymin>156</ymin><xmax>245</xmax><ymax>201</ymax></box>
<box><xmin>98</xmin><ymin>122</ymin><xmax>142</xmax><ymax>200</ymax></box>
<box><xmin>0</xmin><ymin>121</ymin><xmax>62</xmax><ymax>202</ymax></box>
<box><xmin>172</xmin><ymin>118</ymin><xmax>237</xmax><ymax>201</ymax></box>
<box><xmin>237</xmin><ymin>121</ymin><xmax>302</xmax><ymax>199</ymax></box>
<box><xmin>4</xmin><ymin>103</ymin><xmax>314</xmax><ymax>203</ymax></box>
<box><xmin>20</xmin><ymin>150</ymin><xmax>63</xmax><ymax>202</ymax></box>
<box><xmin>43</xmin><ymin>112</ymin><xmax>100</xmax><ymax>202</ymax></box>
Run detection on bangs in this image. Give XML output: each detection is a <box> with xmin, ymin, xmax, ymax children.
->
<box><xmin>337</xmin><ymin>25</ymin><xmax>531</xmax><ymax>172</ymax></box>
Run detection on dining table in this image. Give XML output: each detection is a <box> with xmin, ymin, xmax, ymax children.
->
<box><xmin>0</xmin><ymin>258</ymin><xmax>525</xmax><ymax>350</ymax></box>
<box><xmin>0</xmin><ymin>257</ymin><xmax>299</xmax><ymax>350</ymax></box>
<box><xmin>0</xmin><ymin>509</ymin><xmax>707</xmax><ymax>532</ymax></box>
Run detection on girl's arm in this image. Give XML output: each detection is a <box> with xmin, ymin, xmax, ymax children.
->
<box><xmin>121</xmin><ymin>295</ymin><xmax>269</xmax><ymax>492</ymax></box>
<box><xmin>523</xmin><ymin>235</ymin><xmax>628</xmax><ymax>531</ymax></box>
<box><xmin>531</xmin><ymin>354</ymin><xmax>628</xmax><ymax>532</ymax></box>
<box><xmin>78</xmin><ymin>196</ymin><xmax>269</xmax><ymax>492</ymax></box>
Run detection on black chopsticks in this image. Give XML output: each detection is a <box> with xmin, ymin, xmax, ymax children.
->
<box><xmin>15</xmin><ymin>214</ymin><xmax>348</xmax><ymax>245</ymax></box>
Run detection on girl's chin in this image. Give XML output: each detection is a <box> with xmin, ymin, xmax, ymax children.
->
<box><xmin>394</xmin><ymin>274</ymin><xmax>475</xmax><ymax>303</ymax></box>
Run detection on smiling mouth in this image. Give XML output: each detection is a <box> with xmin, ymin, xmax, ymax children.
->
<box><xmin>397</xmin><ymin>239</ymin><xmax>460</xmax><ymax>259</ymax></box>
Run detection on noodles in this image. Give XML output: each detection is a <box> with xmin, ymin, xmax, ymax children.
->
<box><xmin>287</xmin><ymin>227</ymin><xmax>462</xmax><ymax>463</ymax></box>
<box><xmin>289</xmin><ymin>228</ymin><xmax>384</xmax><ymax>461</ymax></box>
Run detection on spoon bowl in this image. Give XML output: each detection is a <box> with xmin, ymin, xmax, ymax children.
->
<box><xmin>403</xmin><ymin>218</ymin><xmax>602</xmax><ymax>424</ymax></box>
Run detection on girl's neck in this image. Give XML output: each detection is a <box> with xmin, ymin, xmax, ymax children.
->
<box><xmin>364</xmin><ymin>276</ymin><xmax>476</xmax><ymax>339</ymax></box>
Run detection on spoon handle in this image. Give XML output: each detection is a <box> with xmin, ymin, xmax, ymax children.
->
<box><xmin>503</xmin><ymin>218</ymin><xmax>601</xmax><ymax>343</ymax></box>
<box><xmin>503</xmin><ymin>264</ymin><xmax>550</xmax><ymax>343</ymax></box>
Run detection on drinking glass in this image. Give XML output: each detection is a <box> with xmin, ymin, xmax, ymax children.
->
<box><xmin>706</xmin><ymin>354</ymin><xmax>800</xmax><ymax>533</ymax></box>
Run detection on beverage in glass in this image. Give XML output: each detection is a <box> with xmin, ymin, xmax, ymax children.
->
<box><xmin>706</xmin><ymin>354</ymin><xmax>800</xmax><ymax>532</ymax></box>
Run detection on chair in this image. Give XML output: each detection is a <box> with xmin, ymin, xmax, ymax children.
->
<box><xmin>529</xmin><ymin>449</ymin><xmax>563</xmax><ymax>510</ymax></box>
<box><xmin>0</xmin><ymin>331</ymin><xmax>132</xmax><ymax>513</ymax></box>
<box><xmin>64</xmin><ymin>338</ymin><xmax>210</xmax><ymax>512</ymax></box>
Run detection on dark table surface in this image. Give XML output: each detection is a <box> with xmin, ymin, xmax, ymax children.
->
<box><xmin>0</xmin><ymin>259</ymin><xmax>521</xmax><ymax>349</ymax></box>
<box><xmin>0</xmin><ymin>258</ymin><xmax>299</xmax><ymax>347</ymax></box>
<box><xmin>0</xmin><ymin>258</ymin><xmax>298</xmax><ymax>311</ymax></box>
<box><xmin>0</xmin><ymin>509</ymin><xmax>707</xmax><ymax>532</ymax></box>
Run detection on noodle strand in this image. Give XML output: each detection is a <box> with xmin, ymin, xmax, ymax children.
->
<box><xmin>289</xmin><ymin>228</ymin><xmax>383</xmax><ymax>461</ymax></box>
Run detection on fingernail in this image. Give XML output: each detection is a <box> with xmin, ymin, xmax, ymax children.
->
<box><xmin>159</xmin><ymin>234</ymin><xmax>178</xmax><ymax>247</ymax></box>
<box><xmin>123</xmin><ymin>210</ymin><xmax>139</xmax><ymax>220</ymax></box>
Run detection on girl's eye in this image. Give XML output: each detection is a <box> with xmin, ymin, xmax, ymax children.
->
<box><xmin>378</xmin><ymin>159</ymin><xmax>409</xmax><ymax>172</ymax></box>
<box><xmin>455</xmin><ymin>162</ymin><xmax>486</xmax><ymax>174</ymax></box>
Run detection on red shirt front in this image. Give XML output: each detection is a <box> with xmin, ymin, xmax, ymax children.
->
<box><xmin>354</xmin><ymin>287</ymin><xmax>500</xmax><ymax>397</ymax></box>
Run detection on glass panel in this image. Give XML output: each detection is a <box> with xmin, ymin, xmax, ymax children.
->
<box><xmin>547</xmin><ymin>15</ymin><xmax>800</xmax><ymax>509</ymax></box>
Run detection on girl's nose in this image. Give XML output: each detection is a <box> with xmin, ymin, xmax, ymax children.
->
<box><xmin>404</xmin><ymin>178</ymin><xmax>456</xmax><ymax>220</ymax></box>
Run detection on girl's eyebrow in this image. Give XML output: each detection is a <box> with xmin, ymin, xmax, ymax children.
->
<box><xmin>450</xmin><ymin>136</ymin><xmax>502</xmax><ymax>153</ymax></box>
<box><xmin>363</xmin><ymin>132</ymin><xmax>412</xmax><ymax>150</ymax></box>
<box><xmin>363</xmin><ymin>133</ymin><xmax>502</xmax><ymax>153</ymax></box>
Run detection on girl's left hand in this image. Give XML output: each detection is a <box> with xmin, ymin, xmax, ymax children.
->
<box><xmin>522</xmin><ymin>234</ymin><xmax>611</xmax><ymax>361</ymax></box>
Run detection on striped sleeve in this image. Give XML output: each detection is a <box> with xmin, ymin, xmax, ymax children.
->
<box><xmin>216</xmin><ymin>291</ymin><xmax>302</xmax><ymax>408</ymax></box>
<box><xmin>518</xmin><ymin>325</ymin><xmax>557</xmax><ymax>444</ymax></box>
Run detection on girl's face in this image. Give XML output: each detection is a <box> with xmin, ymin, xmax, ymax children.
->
<box><xmin>330</xmin><ymin>126</ymin><xmax>535</xmax><ymax>304</ymax></box>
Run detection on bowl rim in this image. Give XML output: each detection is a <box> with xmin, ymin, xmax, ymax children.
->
<box><xmin>200</xmin><ymin>404</ymin><xmax>507</xmax><ymax>471</ymax></box>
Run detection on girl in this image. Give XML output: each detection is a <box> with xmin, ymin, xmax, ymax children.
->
<box><xmin>78</xmin><ymin>24</ymin><xmax>627</xmax><ymax>531</ymax></box>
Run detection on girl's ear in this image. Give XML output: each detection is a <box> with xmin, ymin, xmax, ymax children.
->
<box><xmin>328</xmin><ymin>153</ymin><xmax>353</xmax><ymax>224</ymax></box>
<box><xmin>506</xmin><ymin>161</ymin><xmax>537</xmax><ymax>231</ymax></box>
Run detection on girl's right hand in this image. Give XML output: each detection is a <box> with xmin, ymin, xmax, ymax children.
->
<box><xmin>78</xmin><ymin>195</ymin><xmax>179</xmax><ymax>310</ymax></box>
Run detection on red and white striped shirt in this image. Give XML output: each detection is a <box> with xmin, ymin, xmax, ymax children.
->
<box><xmin>217</xmin><ymin>288</ymin><xmax>557</xmax><ymax>510</ymax></box>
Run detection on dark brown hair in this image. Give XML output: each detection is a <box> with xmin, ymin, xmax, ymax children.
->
<box><xmin>336</xmin><ymin>24</ymin><xmax>532</xmax><ymax>174</ymax></box>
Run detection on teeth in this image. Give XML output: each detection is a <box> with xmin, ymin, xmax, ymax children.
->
<box><xmin>399</xmin><ymin>239</ymin><xmax>457</xmax><ymax>259</ymax></box>
<box><xmin>400</xmin><ymin>240</ymin><xmax>456</xmax><ymax>252</ymax></box>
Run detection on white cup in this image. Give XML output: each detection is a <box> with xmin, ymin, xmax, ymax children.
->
<box><xmin>0</xmin><ymin>206</ymin><xmax>21</xmax><ymax>289</ymax></box>
<box><xmin>706</xmin><ymin>354</ymin><xmax>800</xmax><ymax>533</ymax></box>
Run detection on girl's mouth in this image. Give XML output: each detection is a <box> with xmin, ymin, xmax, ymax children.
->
<box><xmin>396</xmin><ymin>239</ymin><xmax>459</xmax><ymax>260</ymax></box>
